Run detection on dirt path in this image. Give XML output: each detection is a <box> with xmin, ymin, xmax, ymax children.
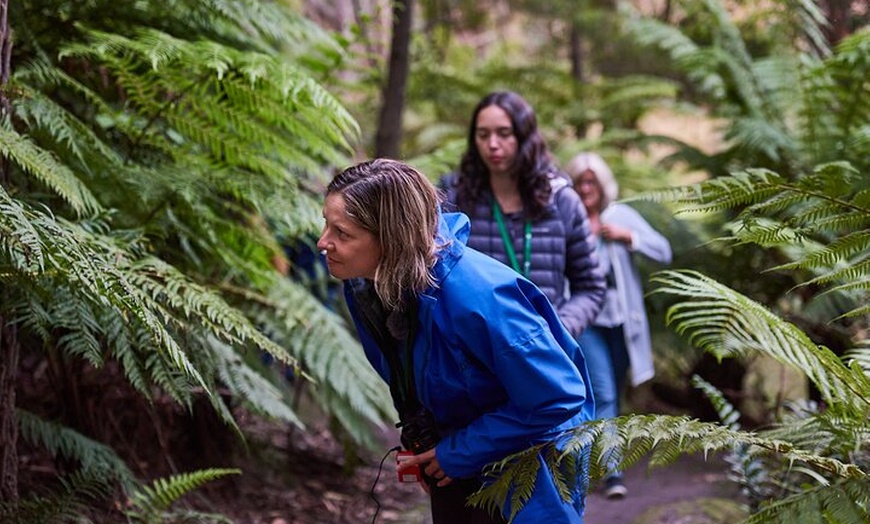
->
<box><xmin>385</xmin><ymin>452</ymin><xmax>745</xmax><ymax>524</ymax></box>
<box><xmin>202</xmin><ymin>413</ymin><xmax>746</xmax><ymax>524</ymax></box>
<box><xmin>584</xmin><ymin>453</ymin><xmax>745</xmax><ymax>524</ymax></box>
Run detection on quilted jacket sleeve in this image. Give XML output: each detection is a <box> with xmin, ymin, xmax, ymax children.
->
<box><xmin>554</xmin><ymin>185</ymin><xmax>606</xmax><ymax>336</ymax></box>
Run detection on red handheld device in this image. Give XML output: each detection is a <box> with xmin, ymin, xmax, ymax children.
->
<box><xmin>396</xmin><ymin>450</ymin><xmax>421</xmax><ymax>483</ymax></box>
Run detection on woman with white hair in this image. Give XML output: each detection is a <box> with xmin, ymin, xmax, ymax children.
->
<box><xmin>565</xmin><ymin>153</ymin><xmax>672</xmax><ymax>499</ymax></box>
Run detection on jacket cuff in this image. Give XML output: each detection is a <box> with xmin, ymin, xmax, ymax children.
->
<box><xmin>629</xmin><ymin>231</ymin><xmax>639</xmax><ymax>251</ymax></box>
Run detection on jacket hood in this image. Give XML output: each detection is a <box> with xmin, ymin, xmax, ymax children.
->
<box><xmin>430</xmin><ymin>211</ymin><xmax>469</xmax><ymax>285</ymax></box>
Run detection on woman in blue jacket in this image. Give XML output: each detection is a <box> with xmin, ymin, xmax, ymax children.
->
<box><xmin>566</xmin><ymin>152</ymin><xmax>673</xmax><ymax>499</ymax></box>
<box><xmin>317</xmin><ymin>158</ymin><xmax>595</xmax><ymax>523</ymax></box>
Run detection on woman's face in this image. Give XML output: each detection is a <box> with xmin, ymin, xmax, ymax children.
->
<box><xmin>317</xmin><ymin>193</ymin><xmax>382</xmax><ymax>280</ymax></box>
<box><xmin>575</xmin><ymin>170</ymin><xmax>602</xmax><ymax>212</ymax></box>
<box><xmin>474</xmin><ymin>104</ymin><xmax>518</xmax><ymax>178</ymax></box>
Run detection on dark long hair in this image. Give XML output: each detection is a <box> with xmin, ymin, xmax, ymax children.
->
<box><xmin>455</xmin><ymin>91</ymin><xmax>555</xmax><ymax>219</ymax></box>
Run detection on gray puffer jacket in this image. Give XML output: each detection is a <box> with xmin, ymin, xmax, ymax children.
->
<box><xmin>440</xmin><ymin>172</ymin><xmax>606</xmax><ymax>337</ymax></box>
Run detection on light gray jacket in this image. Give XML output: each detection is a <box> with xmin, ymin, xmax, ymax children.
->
<box><xmin>598</xmin><ymin>203</ymin><xmax>672</xmax><ymax>386</ymax></box>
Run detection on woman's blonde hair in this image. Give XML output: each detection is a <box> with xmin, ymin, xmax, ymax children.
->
<box><xmin>327</xmin><ymin>158</ymin><xmax>439</xmax><ymax>309</ymax></box>
<box><xmin>565</xmin><ymin>152</ymin><xmax>619</xmax><ymax>211</ymax></box>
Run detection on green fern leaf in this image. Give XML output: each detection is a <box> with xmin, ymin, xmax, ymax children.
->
<box><xmin>125</xmin><ymin>468</ymin><xmax>240</xmax><ymax>522</ymax></box>
<box><xmin>0</xmin><ymin>124</ymin><xmax>101</xmax><ymax>216</ymax></box>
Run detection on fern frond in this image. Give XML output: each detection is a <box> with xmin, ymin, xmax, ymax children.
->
<box><xmin>644</xmin><ymin>169</ymin><xmax>785</xmax><ymax>214</ymax></box>
<box><xmin>127</xmin><ymin>257</ymin><xmax>296</xmax><ymax>369</ymax></box>
<box><xmin>208</xmin><ymin>335</ymin><xmax>303</xmax><ymax>427</ymax></box>
<box><xmin>200</xmin><ymin>0</ymin><xmax>341</xmax><ymax>55</ymax></box>
<box><xmin>802</xmin><ymin>257</ymin><xmax>870</xmax><ymax>293</ymax></box>
<box><xmin>471</xmin><ymin>450</ymin><xmax>541</xmax><ymax>522</ymax></box>
<box><xmin>780</xmin><ymin>231</ymin><xmax>870</xmax><ymax>270</ymax></box>
<box><xmin>0</xmin><ymin>123</ymin><xmax>101</xmax><ymax>216</ymax></box>
<box><xmin>245</xmin><ymin>277</ymin><xmax>395</xmax><ymax>449</ymax></box>
<box><xmin>49</xmin><ymin>288</ymin><xmax>104</xmax><ymax>366</ymax></box>
<box><xmin>747</xmin><ymin>478</ymin><xmax>870</xmax><ymax>524</ymax></box>
<box><xmin>0</xmin><ymin>467</ymin><xmax>113</xmax><ymax>524</ymax></box>
<box><xmin>473</xmin><ymin>415</ymin><xmax>866</xmax><ymax>516</ymax></box>
<box><xmin>844</xmin><ymin>342</ymin><xmax>870</xmax><ymax>377</ymax></box>
<box><xmin>60</xmin><ymin>28</ymin><xmax>358</xmax><ymax>173</ymax></box>
<box><xmin>0</xmin><ymin>187</ymin><xmax>45</xmax><ymax>271</ymax></box>
<box><xmin>651</xmin><ymin>269</ymin><xmax>870</xmax><ymax>409</ymax></box>
<box><xmin>0</xmin><ymin>190</ymin><xmax>252</xmax><ymax>408</ymax></box>
<box><xmin>693</xmin><ymin>375</ymin><xmax>777</xmax><ymax>505</ymax></box>
<box><xmin>644</xmin><ymin>162</ymin><xmax>869</xmax><ymax>317</ymax></box>
<box><xmin>692</xmin><ymin>375</ymin><xmax>741</xmax><ymax>430</ymax></box>
<box><xmin>12</xmin><ymin>82</ymin><xmax>123</xmax><ymax>169</ymax></box>
<box><xmin>625</xmin><ymin>13</ymin><xmax>725</xmax><ymax>99</ymax></box>
<box><xmin>15</xmin><ymin>56</ymin><xmax>119</xmax><ymax>119</ymax></box>
<box><xmin>17</xmin><ymin>409</ymin><xmax>136</xmax><ymax>489</ymax></box>
<box><xmin>125</xmin><ymin>468</ymin><xmax>241</xmax><ymax>522</ymax></box>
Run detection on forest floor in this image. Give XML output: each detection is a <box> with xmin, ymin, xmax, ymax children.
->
<box><xmin>193</xmin><ymin>388</ymin><xmax>748</xmax><ymax>524</ymax></box>
<box><xmin>15</xmin><ymin>361</ymin><xmax>747</xmax><ymax>524</ymax></box>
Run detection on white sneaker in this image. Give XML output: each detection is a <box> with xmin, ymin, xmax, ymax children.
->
<box><xmin>603</xmin><ymin>476</ymin><xmax>627</xmax><ymax>499</ymax></box>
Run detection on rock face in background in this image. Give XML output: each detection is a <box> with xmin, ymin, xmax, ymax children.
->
<box><xmin>741</xmin><ymin>355</ymin><xmax>809</xmax><ymax>424</ymax></box>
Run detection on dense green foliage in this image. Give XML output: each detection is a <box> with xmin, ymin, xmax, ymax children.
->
<box><xmin>1</xmin><ymin>0</ymin><xmax>395</xmax><ymax>519</ymax></box>
<box><xmin>2</xmin><ymin>0</ymin><xmax>868</xmax><ymax>521</ymax></box>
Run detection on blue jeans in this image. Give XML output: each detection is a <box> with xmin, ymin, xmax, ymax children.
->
<box><xmin>578</xmin><ymin>325</ymin><xmax>630</xmax><ymax>478</ymax></box>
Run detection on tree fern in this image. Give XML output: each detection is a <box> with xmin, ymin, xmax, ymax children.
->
<box><xmin>208</xmin><ymin>334</ymin><xmax>303</xmax><ymax>427</ymax></box>
<box><xmin>5</xmin><ymin>3</ymin><xmax>394</xmax><ymax>520</ymax></box>
<box><xmin>626</xmin><ymin>1</ymin><xmax>870</xmax><ymax>178</ymax></box>
<box><xmin>642</xmin><ymin>162</ymin><xmax>869</xmax><ymax>317</ymax></box>
<box><xmin>747</xmin><ymin>479</ymin><xmax>870</xmax><ymax>524</ymax></box>
<box><xmin>59</xmin><ymin>28</ymin><xmax>358</xmax><ymax>171</ymax></box>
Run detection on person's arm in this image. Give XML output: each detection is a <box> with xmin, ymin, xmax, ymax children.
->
<box><xmin>556</xmin><ymin>186</ymin><xmax>606</xmax><ymax>336</ymax></box>
<box><xmin>434</xmin><ymin>279</ymin><xmax>591</xmax><ymax>478</ymax></box>
<box><xmin>603</xmin><ymin>205</ymin><xmax>672</xmax><ymax>265</ymax></box>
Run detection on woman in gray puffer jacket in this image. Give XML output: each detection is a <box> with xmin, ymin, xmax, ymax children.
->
<box><xmin>440</xmin><ymin>90</ymin><xmax>605</xmax><ymax>339</ymax></box>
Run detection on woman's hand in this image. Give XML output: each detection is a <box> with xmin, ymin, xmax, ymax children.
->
<box><xmin>600</xmin><ymin>223</ymin><xmax>633</xmax><ymax>246</ymax></box>
<box><xmin>397</xmin><ymin>448</ymin><xmax>453</xmax><ymax>490</ymax></box>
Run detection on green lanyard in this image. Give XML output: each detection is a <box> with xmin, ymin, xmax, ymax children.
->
<box><xmin>492</xmin><ymin>199</ymin><xmax>532</xmax><ymax>278</ymax></box>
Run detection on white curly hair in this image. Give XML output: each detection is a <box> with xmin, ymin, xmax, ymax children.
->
<box><xmin>565</xmin><ymin>152</ymin><xmax>619</xmax><ymax>211</ymax></box>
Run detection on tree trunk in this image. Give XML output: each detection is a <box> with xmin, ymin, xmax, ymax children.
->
<box><xmin>374</xmin><ymin>0</ymin><xmax>412</xmax><ymax>159</ymax></box>
<box><xmin>0</xmin><ymin>0</ymin><xmax>17</xmax><ymax>504</ymax></box>
<box><xmin>569</xmin><ymin>21</ymin><xmax>584</xmax><ymax>83</ymax></box>
<box><xmin>0</xmin><ymin>319</ymin><xmax>19</xmax><ymax>503</ymax></box>
<box><xmin>822</xmin><ymin>0</ymin><xmax>851</xmax><ymax>47</ymax></box>
<box><xmin>568</xmin><ymin>20</ymin><xmax>588</xmax><ymax>138</ymax></box>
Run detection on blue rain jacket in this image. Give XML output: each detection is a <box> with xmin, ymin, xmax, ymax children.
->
<box><xmin>345</xmin><ymin>212</ymin><xmax>595</xmax><ymax>522</ymax></box>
